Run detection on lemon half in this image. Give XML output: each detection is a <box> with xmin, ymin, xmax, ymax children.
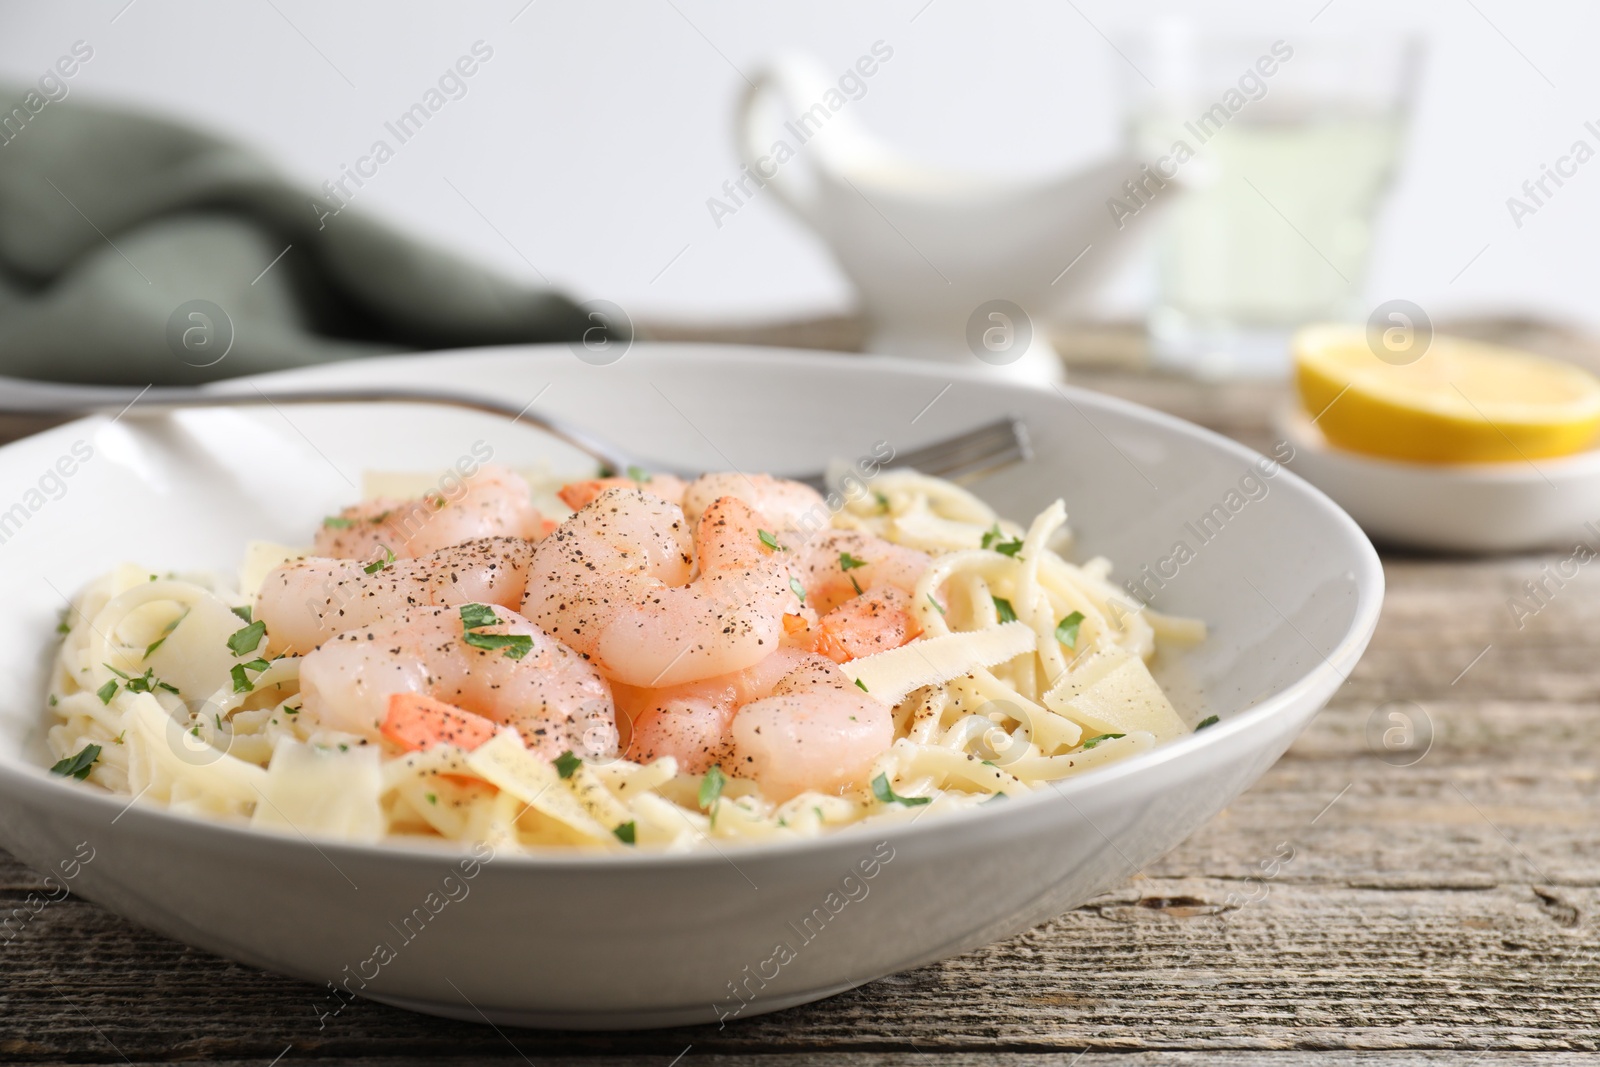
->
<box><xmin>1294</xmin><ymin>325</ymin><xmax>1600</xmax><ymax>463</ymax></box>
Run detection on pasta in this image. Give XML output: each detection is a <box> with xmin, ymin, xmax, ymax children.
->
<box><xmin>43</xmin><ymin>467</ymin><xmax>1205</xmax><ymax>852</ymax></box>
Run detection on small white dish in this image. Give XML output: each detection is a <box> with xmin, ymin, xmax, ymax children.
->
<box><xmin>1276</xmin><ymin>404</ymin><xmax>1600</xmax><ymax>554</ymax></box>
<box><xmin>0</xmin><ymin>345</ymin><xmax>1382</xmax><ymax>1028</ymax></box>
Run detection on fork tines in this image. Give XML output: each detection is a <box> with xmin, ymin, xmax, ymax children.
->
<box><xmin>886</xmin><ymin>416</ymin><xmax>1032</xmax><ymax>484</ymax></box>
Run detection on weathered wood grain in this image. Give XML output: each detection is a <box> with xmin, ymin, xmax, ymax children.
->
<box><xmin>12</xmin><ymin>1057</ymin><xmax>1600</xmax><ymax>1067</ymax></box>
<box><xmin>4</xmin><ymin>337</ymin><xmax>1599</xmax><ymax>1063</ymax></box>
<box><xmin>6</xmin><ymin>877</ymin><xmax>1600</xmax><ymax>1059</ymax></box>
<box><xmin>2</xmin><ymin>880</ymin><xmax>1596</xmax><ymax>1059</ymax></box>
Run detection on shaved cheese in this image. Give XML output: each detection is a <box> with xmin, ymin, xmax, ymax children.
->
<box><xmin>145</xmin><ymin>589</ymin><xmax>248</xmax><ymax>702</ymax></box>
<box><xmin>249</xmin><ymin>736</ymin><xmax>383</xmax><ymax>840</ymax></box>
<box><xmin>239</xmin><ymin>541</ymin><xmax>307</xmax><ymax>600</ymax></box>
<box><xmin>844</xmin><ymin>621</ymin><xmax>1037</xmax><ymax>706</ymax></box>
<box><xmin>568</xmin><ymin>764</ymin><xmax>633</xmax><ymax>828</ymax></box>
<box><xmin>1042</xmin><ymin>646</ymin><xmax>1188</xmax><ymax>742</ymax></box>
<box><xmin>464</xmin><ymin>732</ymin><xmax>614</xmax><ymax>844</ymax></box>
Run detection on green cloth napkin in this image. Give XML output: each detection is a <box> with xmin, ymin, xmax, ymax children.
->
<box><xmin>0</xmin><ymin>88</ymin><xmax>592</xmax><ymax>384</ymax></box>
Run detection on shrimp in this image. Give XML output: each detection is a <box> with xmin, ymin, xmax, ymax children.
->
<box><xmin>521</xmin><ymin>488</ymin><xmax>797</xmax><ymax>687</ymax></box>
<box><xmin>729</xmin><ymin>654</ymin><xmax>892</xmax><ymax>801</ymax></box>
<box><xmin>615</xmin><ymin>647</ymin><xmax>811</xmax><ymax>774</ymax></box>
<box><xmin>620</xmin><ymin>648</ymin><xmax>892</xmax><ymax>801</ymax></box>
<box><xmin>682</xmin><ymin>473</ymin><xmax>825</xmax><ymax>531</ymax></box>
<box><xmin>297</xmin><ymin>604</ymin><xmax>616</xmax><ymax>759</ymax></box>
<box><xmin>812</xmin><ymin>586</ymin><xmax>922</xmax><ymax>663</ymax></box>
<box><xmin>783</xmin><ymin>529</ymin><xmax>932</xmax><ymax>615</ymax></box>
<box><xmin>314</xmin><ymin>464</ymin><xmax>556</xmax><ymax>560</ymax></box>
<box><xmin>557</xmin><ymin>474</ymin><xmax>689</xmax><ymax>512</ymax></box>
<box><xmin>255</xmin><ymin>537</ymin><xmax>534</xmax><ymax>655</ymax></box>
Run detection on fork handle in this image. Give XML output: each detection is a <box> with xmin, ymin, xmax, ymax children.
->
<box><xmin>0</xmin><ymin>376</ymin><xmax>645</xmax><ymax>478</ymax></box>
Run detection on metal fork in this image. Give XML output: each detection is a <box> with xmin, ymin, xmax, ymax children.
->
<box><xmin>0</xmin><ymin>376</ymin><xmax>1031</xmax><ymax>490</ymax></box>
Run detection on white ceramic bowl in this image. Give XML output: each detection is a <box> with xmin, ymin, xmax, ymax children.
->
<box><xmin>1276</xmin><ymin>405</ymin><xmax>1600</xmax><ymax>553</ymax></box>
<box><xmin>0</xmin><ymin>345</ymin><xmax>1382</xmax><ymax>1029</ymax></box>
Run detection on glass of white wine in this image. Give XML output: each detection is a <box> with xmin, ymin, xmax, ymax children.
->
<box><xmin>1121</xmin><ymin>25</ymin><xmax>1421</xmax><ymax>377</ymax></box>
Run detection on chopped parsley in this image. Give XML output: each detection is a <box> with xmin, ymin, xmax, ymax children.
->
<box><xmin>758</xmin><ymin>529</ymin><xmax>782</xmax><ymax>552</ymax></box>
<box><xmin>992</xmin><ymin>596</ymin><xmax>1018</xmax><ymax>623</ymax></box>
<box><xmin>927</xmin><ymin>594</ymin><xmax>946</xmax><ymax>616</ymax></box>
<box><xmin>426</xmin><ymin>792</ymin><xmax>438</xmax><ymax>805</ymax></box>
<box><xmin>553</xmin><ymin>750</ymin><xmax>581</xmax><ymax>779</ymax></box>
<box><xmin>1195</xmin><ymin>715</ymin><xmax>1220</xmax><ymax>730</ymax></box>
<box><xmin>51</xmin><ymin>744</ymin><xmax>100</xmax><ymax>780</ymax></box>
<box><xmin>463</xmin><ymin>629</ymin><xmax>532</xmax><ymax>658</ymax></box>
<box><xmin>103</xmin><ymin>665</ymin><xmax>180</xmax><ymax>700</ymax></box>
<box><xmin>626</xmin><ymin>465</ymin><xmax>651</xmax><ymax>483</ymax></box>
<box><xmin>144</xmin><ymin>611</ymin><xmax>188</xmax><ymax>660</ymax></box>
<box><xmin>871</xmin><ymin>773</ymin><xmax>930</xmax><ymax>807</ymax></box>
<box><xmin>322</xmin><ymin>515</ymin><xmax>354</xmax><ymax>529</ymax></box>
<box><xmin>145</xmin><ymin>607</ymin><xmax>190</xmax><ymax>659</ymax></box>
<box><xmin>1080</xmin><ymin>732</ymin><xmax>1124</xmax><ymax>750</ymax></box>
<box><xmin>596</xmin><ymin>464</ymin><xmax>616</xmax><ymax>478</ymax></box>
<box><xmin>226</xmin><ymin>620</ymin><xmax>267</xmax><ymax>657</ymax></box>
<box><xmin>1056</xmin><ymin>611</ymin><xmax>1085</xmax><ymax>650</ymax></box>
<box><xmin>282</xmin><ymin>705</ymin><xmax>300</xmax><ymax>716</ymax></box>
<box><xmin>981</xmin><ymin>524</ymin><xmax>1023</xmax><ymax>557</ymax></box>
<box><xmin>230</xmin><ymin>605</ymin><xmax>253</xmax><ymax>624</ymax></box>
<box><xmin>699</xmin><ymin>765</ymin><xmax>726</xmax><ymax>812</ymax></box>
<box><xmin>854</xmin><ymin>678</ymin><xmax>868</xmax><ymax>692</ymax></box>
<box><xmin>839</xmin><ymin>551</ymin><xmax>867</xmax><ymax>595</ymax></box>
<box><xmin>613</xmin><ymin>821</ymin><xmax>637</xmax><ymax>845</ymax></box>
<box><xmin>47</xmin><ymin>694</ymin><xmax>57</xmax><ymax>707</ymax></box>
<box><xmin>873</xmin><ymin>490</ymin><xmax>889</xmax><ymax>511</ymax></box>
<box><xmin>459</xmin><ymin>603</ymin><xmax>533</xmax><ymax>660</ymax></box>
<box><xmin>363</xmin><ymin>545</ymin><xmax>396</xmax><ymax>575</ymax></box>
<box><xmin>230</xmin><ymin>659</ymin><xmax>271</xmax><ymax>693</ymax></box>
<box><xmin>789</xmin><ymin>576</ymin><xmax>806</xmax><ymax>603</ymax></box>
<box><xmin>459</xmin><ymin>603</ymin><xmax>499</xmax><ymax>630</ymax></box>
<box><xmin>55</xmin><ymin>612</ymin><xmax>72</xmax><ymax>635</ymax></box>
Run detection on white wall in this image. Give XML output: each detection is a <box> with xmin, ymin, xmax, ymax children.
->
<box><xmin>0</xmin><ymin>0</ymin><xmax>1593</xmax><ymax>332</ymax></box>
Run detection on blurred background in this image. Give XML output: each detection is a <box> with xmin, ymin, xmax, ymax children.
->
<box><xmin>0</xmin><ymin>0</ymin><xmax>1591</xmax><ymax>380</ymax></box>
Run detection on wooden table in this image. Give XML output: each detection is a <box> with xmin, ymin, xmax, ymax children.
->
<box><xmin>4</xmin><ymin>341</ymin><xmax>1599</xmax><ymax>1065</ymax></box>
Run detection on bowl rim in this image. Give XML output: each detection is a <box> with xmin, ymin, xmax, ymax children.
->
<box><xmin>0</xmin><ymin>343</ymin><xmax>1385</xmax><ymax>871</ymax></box>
